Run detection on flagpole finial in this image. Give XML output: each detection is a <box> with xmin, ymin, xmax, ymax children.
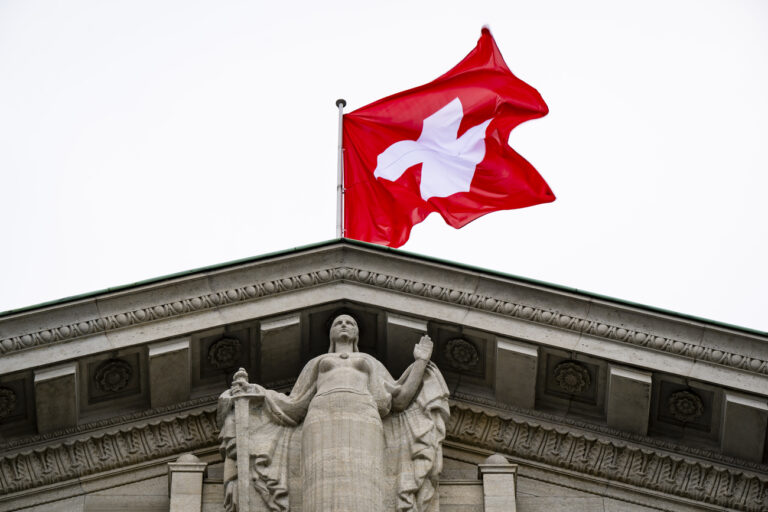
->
<box><xmin>336</xmin><ymin>99</ymin><xmax>347</xmax><ymax>239</ymax></box>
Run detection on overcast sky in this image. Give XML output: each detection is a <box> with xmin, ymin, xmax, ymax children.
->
<box><xmin>1</xmin><ymin>1</ymin><xmax>766</xmax><ymax>332</ymax></box>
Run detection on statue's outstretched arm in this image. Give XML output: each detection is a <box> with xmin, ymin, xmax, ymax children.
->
<box><xmin>391</xmin><ymin>335</ymin><xmax>433</xmax><ymax>411</ymax></box>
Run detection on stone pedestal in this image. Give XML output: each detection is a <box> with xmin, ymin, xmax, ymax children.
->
<box><xmin>478</xmin><ymin>453</ymin><xmax>518</xmax><ymax>512</ymax></box>
<box><xmin>168</xmin><ymin>453</ymin><xmax>207</xmax><ymax>512</ymax></box>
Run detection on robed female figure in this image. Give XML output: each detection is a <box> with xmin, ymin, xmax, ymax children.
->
<box><xmin>217</xmin><ymin>314</ymin><xmax>450</xmax><ymax>512</ymax></box>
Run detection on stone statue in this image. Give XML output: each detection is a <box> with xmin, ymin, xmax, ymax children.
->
<box><xmin>217</xmin><ymin>314</ymin><xmax>450</xmax><ymax>512</ymax></box>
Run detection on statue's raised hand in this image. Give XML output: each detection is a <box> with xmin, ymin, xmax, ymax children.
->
<box><xmin>414</xmin><ymin>335</ymin><xmax>433</xmax><ymax>361</ymax></box>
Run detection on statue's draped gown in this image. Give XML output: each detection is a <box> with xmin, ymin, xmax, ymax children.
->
<box><xmin>218</xmin><ymin>351</ymin><xmax>449</xmax><ymax>512</ymax></box>
<box><xmin>302</xmin><ymin>354</ymin><xmax>387</xmax><ymax>510</ymax></box>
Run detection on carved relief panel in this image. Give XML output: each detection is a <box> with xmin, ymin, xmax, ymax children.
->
<box><xmin>191</xmin><ymin>322</ymin><xmax>257</xmax><ymax>394</ymax></box>
<box><xmin>0</xmin><ymin>372</ymin><xmax>33</xmax><ymax>438</ymax></box>
<box><xmin>79</xmin><ymin>348</ymin><xmax>147</xmax><ymax>420</ymax></box>
<box><xmin>536</xmin><ymin>349</ymin><xmax>607</xmax><ymax>419</ymax></box>
<box><xmin>650</xmin><ymin>376</ymin><xmax>722</xmax><ymax>446</ymax></box>
<box><xmin>432</xmin><ymin>324</ymin><xmax>493</xmax><ymax>391</ymax></box>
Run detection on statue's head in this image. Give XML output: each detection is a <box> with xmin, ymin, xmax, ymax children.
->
<box><xmin>328</xmin><ymin>314</ymin><xmax>359</xmax><ymax>353</ymax></box>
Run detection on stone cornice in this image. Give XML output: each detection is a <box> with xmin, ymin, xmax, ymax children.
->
<box><xmin>449</xmin><ymin>404</ymin><xmax>768</xmax><ymax>512</ymax></box>
<box><xmin>0</xmin><ymin>269</ymin><xmax>338</xmax><ymax>355</ymax></box>
<box><xmin>2</xmin><ymin>400</ymin><xmax>766</xmax><ymax>511</ymax></box>
<box><xmin>0</xmin><ymin>407</ymin><xmax>218</xmax><ymax>497</ymax></box>
<box><xmin>2</xmin><ymin>262</ymin><xmax>767</xmax><ymax>379</ymax></box>
<box><xmin>6</xmin><ymin>390</ymin><xmax>764</xmax><ymax>476</ymax></box>
<box><xmin>452</xmin><ymin>392</ymin><xmax>768</xmax><ymax>474</ymax></box>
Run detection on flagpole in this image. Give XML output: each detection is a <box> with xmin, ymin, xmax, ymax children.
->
<box><xmin>336</xmin><ymin>98</ymin><xmax>346</xmax><ymax>238</ymax></box>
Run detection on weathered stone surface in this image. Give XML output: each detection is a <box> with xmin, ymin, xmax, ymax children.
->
<box><xmin>168</xmin><ymin>453</ymin><xmax>207</xmax><ymax>512</ymax></box>
<box><xmin>439</xmin><ymin>482</ymin><xmax>484</xmax><ymax>511</ymax></box>
<box><xmin>149</xmin><ymin>338</ymin><xmax>190</xmax><ymax>409</ymax></box>
<box><xmin>34</xmin><ymin>363</ymin><xmax>78</xmax><ymax>433</ymax></box>
<box><xmin>6</xmin><ymin>472</ymin><xmax>172</xmax><ymax>512</ymax></box>
<box><xmin>721</xmin><ymin>391</ymin><xmax>768</xmax><ymax>462</ymax></box>
<box><xmin>495</xmin><ymin>338</ymin><xmax>538</xmax><ymax>409</ymax></box>
<box><xmin>606</xmin><ymin>365</ymin><xmax>652</xmax><ymax>435</ymax></box>
<box><xmin>14</xmin><ymin>495</ymin><xmax>86</xmax><ymax>511</ymax></box>
<box><xmin>259</xmin><ymin>313</ymin><xmax>301</xmax><ymax>384</ymax></box>
<box><xmin>87</xmin><ymin>475</ymin><xmax>170</xmax><ymax>512</ymax></box>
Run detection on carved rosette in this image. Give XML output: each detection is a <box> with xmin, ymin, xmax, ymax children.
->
<box><xmin>0</xmin><ymin>387</ymin><xmax>16</xmax><ymax>420</ymax></box>
<box><xmin>668</xmin><ymin>390</ymin><xmax>704</xmax><ymax>422</ymax></box>
<box><xmin>207</xmin><ymin>338</ymin><xmax>241</xmax><ymax>369</ymax></box>
<box><xmin>553</xmin><ymin>361</ymin><xmax>591</xmax><ymax>394</ymax></box>
<box><xmin>445</xmin><ymin>338</ymin><xmax>479</xmax><ymax>370</ymax></box>
<box><xmin>94</xmin><ymin>359</ymin><xmax>132</xmax><ymax>393</ymax></box>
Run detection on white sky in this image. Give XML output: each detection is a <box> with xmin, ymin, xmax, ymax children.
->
<box><xmin>1</xmin><ymin>1</ymin><xmax>766</xmax><ymax>332</ymax></box>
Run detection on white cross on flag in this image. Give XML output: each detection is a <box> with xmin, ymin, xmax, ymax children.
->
<box><xmin>342</xmin><ymin>28</ymin><xmax>555</xmax><ymax>248</ymax></box>
<box><xmin>374</xmin><ymin>97</ymin><xmax>492</xmax><ymax>201</ymax></box>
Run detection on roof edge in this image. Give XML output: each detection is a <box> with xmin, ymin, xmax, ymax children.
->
<box><xmin>0</xmin><ymin>239</ymin><xmax>342</xmax><ymax>319</ymax></box>
<box><xmin>2</xmin><ymin>238</ymin><xmax>765</xmax><ymax>337</ymax></box>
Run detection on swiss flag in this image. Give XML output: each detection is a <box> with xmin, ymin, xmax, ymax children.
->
<box><xmin>342</xmin><ymin>28</ymin><xmax>555</xmax><ymax>248</ymax></box>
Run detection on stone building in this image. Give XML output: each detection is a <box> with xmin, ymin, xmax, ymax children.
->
<box><xmin>0</xmin><ymin>239</ymin><xmax>766</xmax><ymax>511</ymax></box>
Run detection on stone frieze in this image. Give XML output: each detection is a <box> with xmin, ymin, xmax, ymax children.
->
<box><xmin>449</xmin><ymin>404</ymin><xmax>768</xmax><ymax>512</ymax></box>
<box><xmin>0</xmin><ymin>408</ymin><xmax>217</xmax><ymax>496</ymax></box>
<box><xmin>1</xmin><ymin>401</ymin><xmax>767</xmax><ymax>511</ymax></box>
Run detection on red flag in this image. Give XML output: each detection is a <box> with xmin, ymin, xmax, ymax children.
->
<box><xmin>342</xmin><ymin>28</ymin><xmax>555</xmax><ymax>248</ymax></box>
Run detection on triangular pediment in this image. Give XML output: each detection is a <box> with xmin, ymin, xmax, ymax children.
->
<box><xmin>1</xmin><ymin>240</ymin><xmax>767</xmax><ymax>511</ymax></box>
